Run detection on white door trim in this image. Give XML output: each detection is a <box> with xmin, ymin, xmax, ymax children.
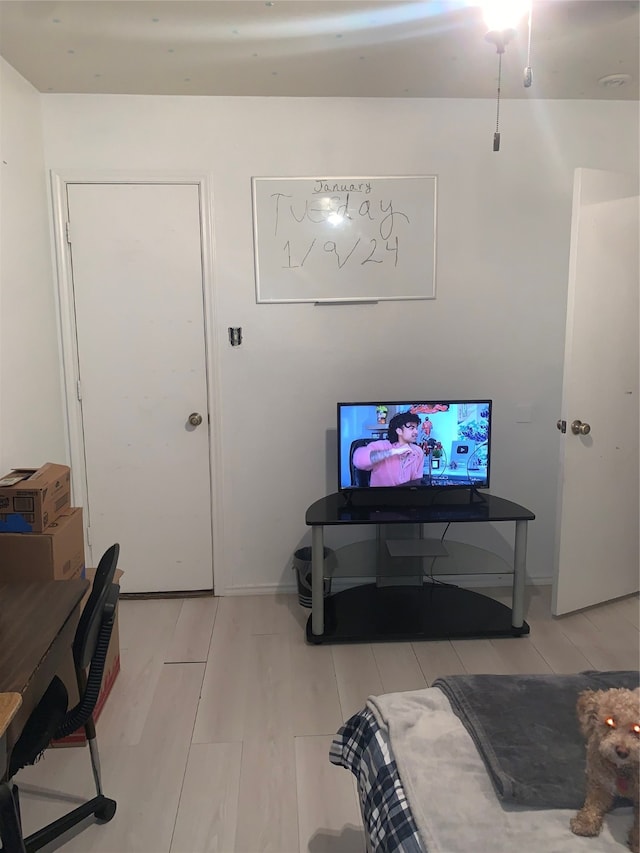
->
<box><xmin>49</xmin><ymin>170</ymin><xmax>224</xmax><ymax>594</ymax></box>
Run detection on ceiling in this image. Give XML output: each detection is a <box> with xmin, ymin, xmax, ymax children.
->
<box><xmin>0</xmin><ymin>0</ymin><xmax>638</xmax><ymax>100</ymax></box>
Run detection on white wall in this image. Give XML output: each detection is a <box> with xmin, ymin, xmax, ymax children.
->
<box><xmin>27</xmin><ymin>94</ymin><xmax>638</xmax><ymax>591</ymax></box>
<box><xmin>0</xmin><ymin>60</ymin><xmax>67</xmax><ymax>471</ymax></box>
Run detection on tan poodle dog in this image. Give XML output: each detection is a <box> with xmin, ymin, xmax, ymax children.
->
<box><xmin>571</xmin><ymin>687</ymin><xmax>640</xmax><ymax>852</ymax></box>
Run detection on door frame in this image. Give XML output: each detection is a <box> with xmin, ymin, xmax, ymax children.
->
<box><xmin>49</xmin><ymin>171</ymin><xmax>224</xmax><ymax>593</ymax></box>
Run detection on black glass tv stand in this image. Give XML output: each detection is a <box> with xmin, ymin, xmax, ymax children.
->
<box><xmin>304</xmin><ymin>491</ymin><xmax>535</xmax><ymax>644</ymax></box>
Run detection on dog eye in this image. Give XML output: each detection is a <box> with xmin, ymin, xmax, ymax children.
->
<box><xmin>605</xmin><ymin>717</ymin><xmax>616</xmax><ymax>728</ymax></box>
<box><xmin>633</xmin><ymin>724</ymin><xmax>640</xmax><ymax>735</ymax></box>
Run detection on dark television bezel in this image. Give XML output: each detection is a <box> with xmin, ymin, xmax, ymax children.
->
<box><xmin>337</xmin><ymin>399</ymin><xmax>493</xmax><ymax>493</ymax></box>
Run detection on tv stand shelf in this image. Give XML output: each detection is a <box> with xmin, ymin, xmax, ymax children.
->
<box><xmin>322</xmin><ymin>538</ymin><xmax>516</xmax><ymax>580</ymax></box>
<box><xmin>304</xmin><ymin>491</ymin><xmax>535</xmax><ymax>644</ymax></box>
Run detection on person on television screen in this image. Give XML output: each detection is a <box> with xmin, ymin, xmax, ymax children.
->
<box><xmin>353</xmin><ymin>411</ymin><xmax>425</xmax><ymax>486</ymax></box>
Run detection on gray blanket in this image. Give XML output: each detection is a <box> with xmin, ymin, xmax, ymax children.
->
<box><xmin>432</xmin><ymin>670</ymin><xmax>640</xmax><ymax>809</ymax></box>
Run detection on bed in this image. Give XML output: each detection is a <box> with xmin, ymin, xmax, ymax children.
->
<box><xmin>330</xmin><ymin>670</ymin><xmax>639</xmax><ymax>853</ymax></box>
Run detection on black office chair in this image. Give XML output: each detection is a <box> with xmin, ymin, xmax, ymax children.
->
<box><xmin>3</xmin><ymin>544</ymin><xmax>120</xmax><ymax>853</ymax></box>
<box><xmin>349</xmin><ymin>438</ymin><xmax>374</xmax><ymax>487</ymax></box>
<box><xmin>0</xmin><ymin>782</ymin><xmax>26</xmax><ymax>853</ymax></box>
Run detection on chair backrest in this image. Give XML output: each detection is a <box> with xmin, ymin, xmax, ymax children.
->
<box><xmin>73</xmin><ymin>543</ymin><xmax>119</xmax><ymax>670</ymax></box>
<box><xmin>56</xmin><ymin>581</ymin><xmax>119</xmax><ymax>740</ymax></box>
<box><xmin>349</xmin><ymin>438</ymin><xmax>373</xmax><ymax>487</ymax></box>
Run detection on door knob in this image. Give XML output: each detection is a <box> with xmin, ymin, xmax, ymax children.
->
<box><xmin>188</xmin><ymin>412</ymin><xmax>203</xmax><ymax>427</ymax></box>
<box><xmin>570</xmin><ymin>419</ymin><xmax>591</xmax><ymax>435</ymax></box>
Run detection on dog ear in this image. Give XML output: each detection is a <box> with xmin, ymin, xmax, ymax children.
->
<box><xmin>576</xmin><ymin>689</ymin><xmax>602</xmax><ymax>737</ymax></box>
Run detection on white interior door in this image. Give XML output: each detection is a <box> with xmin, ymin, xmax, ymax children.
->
<box><xmin>552</xmin><ymin>168</ymin><xmax>639</xmax><ymax>615</ymax></box>
<box><xmin>65</xmin><ymin>182</ymin><xmax>213</xmax><ymax>593</ymax></box>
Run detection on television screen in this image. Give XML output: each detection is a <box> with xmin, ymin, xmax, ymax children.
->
<box><xmin>337</xmin><ymin>400</ymin><xmax>492</xmax><ymax>491</ymax></box>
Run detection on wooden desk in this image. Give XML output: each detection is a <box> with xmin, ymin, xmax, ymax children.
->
<box><xmin>0</xmin><ymin>696</ymin><xmax>21</xmax><ymax>737</ymax></box>
<box><xmin>0</xmin><ymin>581</ymin><xmax>88</xmax><ymax>758</ymax></box>
<box><xmin>0</xmin><ymin>694</ymin><xmax>21</xmax><ymax>775</ymax></box>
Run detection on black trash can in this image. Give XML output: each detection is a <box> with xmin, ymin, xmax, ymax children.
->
<box><xmin>292</xmin><ymin>546</ymin><xmax>334</xmax><ymax>608</ymax></box>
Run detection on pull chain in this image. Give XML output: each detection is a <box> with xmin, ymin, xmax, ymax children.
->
<box><xmin>524</xmin><ymin>4</ymin><xmax>533</xmax><ymax>87</ymax></box>
<box><xmin>493</xmin><ymin>51</ymin><xmax>502</xmax><ymax>152</ymax></box>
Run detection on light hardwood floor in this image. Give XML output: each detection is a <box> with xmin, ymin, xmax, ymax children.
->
<box><xmin>14</xmin><ymin>585</ymin><xmax>639</xmax><ymax>853</ymax></box>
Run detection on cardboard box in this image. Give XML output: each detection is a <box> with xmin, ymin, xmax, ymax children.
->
<box><xmin>0</xmin><ymin>507</ymin><xmax>85</xmax><ymax>582</ymax></box>
<box><xmin>52</xmin><ymin>567</ymin><xmax>123</xmax><ymax>747</ymax></box>
<box><xmin>0</xmin><ymin>463</ymin><xmax>71</xmax><ymax>532</ymax></box>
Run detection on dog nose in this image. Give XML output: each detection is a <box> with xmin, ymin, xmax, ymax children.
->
<box><xmin>615</xmin><ymin>746</ymin><xmax>629</xmax><ymax>759</ymax></box>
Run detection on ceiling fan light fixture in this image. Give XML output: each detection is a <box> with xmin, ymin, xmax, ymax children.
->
<box><xmin>481</xmin><ymin>1</ymin><xmax>533</xmax><ymax>151</ymax></box>
<box><xmin>481</xmin><ymin>0</ymin><xmax>530</xmax><ymax>34</ymax></box>
<box><xmin>484</xmin><ymin>27</ymin><xmax>516</xmax><ymax>54</ymax></box>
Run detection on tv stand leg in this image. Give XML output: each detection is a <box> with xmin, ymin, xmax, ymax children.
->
<box><xmin>311</xmin><ymin>525</ymin><xmax>324</xmax><ymax>636</ymax></box>
<box><xmin>512</xmin><ymin>520</ymin><xmax>528</xmax><ymax>629</ymax></box>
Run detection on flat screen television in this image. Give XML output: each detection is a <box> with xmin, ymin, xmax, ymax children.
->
<box><xmin>337</xmin><ymin>400</ymin><xmax>492</xmax><ymax>493</ymax></box>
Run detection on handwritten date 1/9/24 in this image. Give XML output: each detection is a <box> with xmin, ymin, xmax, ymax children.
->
<box><xmin>282</xmin><ymin>236</ymin><xmax>399</xmax><ymax>270</ymax></box>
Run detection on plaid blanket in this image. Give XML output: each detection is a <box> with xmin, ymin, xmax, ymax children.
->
<box><xmin>330</xmin><ymin>707</ymin><xmax>425</xmax><ymax>853</ymax></box>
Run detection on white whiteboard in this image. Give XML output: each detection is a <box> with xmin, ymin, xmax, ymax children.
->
<box><xmin>251</xmin><ymin>175</ymin><xmax>437</xmax><ymax>303</ymax></box>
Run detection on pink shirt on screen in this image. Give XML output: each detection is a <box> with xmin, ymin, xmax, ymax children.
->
<box><xmin>352</xmin><ymin>440</ymin><xmax>424</xmax><ymax>487</ymax></box>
